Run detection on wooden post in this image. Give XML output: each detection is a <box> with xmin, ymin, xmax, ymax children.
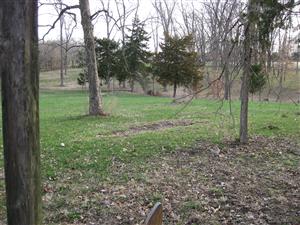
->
<box><xmin>0</xmin><ymin>0</ymin><xmax>42</xmax><ymax>224</ymax></box>
<box><xmin>145</xmin><ymin>202</ymin><xmax>163</xmax><ymax>225</ymax></box>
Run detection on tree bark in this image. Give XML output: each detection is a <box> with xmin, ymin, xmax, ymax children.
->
<box><xmin>297</xmin><ymin>59</ymin><xmax>299</xmax><ymax>75</ymax></box>
<box><xmin>59</xmin><ymin>1</ymin><xmax>65</xmax><ymax>86</ymax></box>
<box><xmin>296</xmin><ymin>45</ymin><xmax>299</xmax><ymax>75</ymax></box>
<box><xmin>239</xmin><ymin>0</ymin><xmax>255</xmax><ymax>144</ymax></box>
<box><xmin>79</xmin><ymin>0</ymin><xmax>105</xmax><ymax>115</ymax></box>
<box><xmin>0</xmin><ymin>0</ymin><xmax>42</xmax><ymax>224</ymax></box>
<box><xmin>163</xmin><ymin>83</ymin><xmax>167</xmax><ymax>92</ymax></box>
<box><xmin>173</xmin><ymin>82</ymin><xmax>177</xmax><ymax>98</ymax></box>
<box><xmin>64</xmin><ymin>49</ymin><xmax>68</xmax><ymax>77</ymax></box>
<box><xmin>224</xmin><ymin>65</ymin><xmax>230</xmax><ymax>100</ymax></box>
<box><xmin>130</xmin><ymin>79</ymin><xmax>135</xmax><ymax>92</ymax></box>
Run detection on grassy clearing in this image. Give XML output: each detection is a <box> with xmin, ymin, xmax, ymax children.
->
<box><xmin>40</xmin><ymin>68</ymin><xmax>82</xmax><ymax>89</ymax></box>
<box><xmin>37</xmin><ymin>91</ymin><xmax>299</xmax><ymax>176</ymax></box>
<box><xmin>0</xmin><ymin>90</ymin><xmax>299</xmax><ymax>224</ymax></box>
<box><xmin>1</xmin><ymin>90</ymin><xmax>298</xmax><ymax>177</ymax></box>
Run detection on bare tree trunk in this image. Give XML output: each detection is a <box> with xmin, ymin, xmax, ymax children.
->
<box><xmin>224</xmin><ymin>65</ymin><xmax>230</xmax><ymax>100</ymax></box>
<box><xmin>112</xmin><ymin>77</ymin><xmax>115</xmax><ymax>92</ymax></box>
<box><xmin>0</xmin><ymin>0</ymin><xmax>42</xmax><ymax>224</ymax></box>
<box><xmin>163</xmin><ymin>83</ymin><xmax>167</xmax><ymax>92</ymax></box>
<box><xmin>296</xmin><ymin>41</ymin><xmax>299</xmax><ymax>75</ymax></box>
<box><xmin>79</xmin><ymin>0</ymin><xmax>105</xmax><ymax>115</ymax></box>
<box><xmin>64</xmin><ymin>50</ymin><xmax>68</xmax><ymax>77</ymax></box>
<box><xmin>130</xmin><ymin>79</ymin><xmax>135</xmax><ymax>92</ymax></box>
<box><xmin>152</xmin><ymin>76</ymin><xmax>155</xmax><ymax>95</ymax></box>
<box><xmin>107</xmin><ymin>78</ymin><xmax>111</xmax><ymax>91</ymax></box>
<box><xmin>267</xmin><ymin>46</ymin><xmax>272</xmax><ymax>74</ymax></box>
<box><xmin>173</xmin><ymin>82</ymin><xmax>177</xmax><ymax>98</ymax></box>
<box><xmin>59</xmin><ymin>1</ymin><xmax>65</xmax><ymax>86</ymax></box>
<box><xmin>276</xmin><ymin>29</ymin><xmax>289</xmax><ymax>102</ymax></box>
<box><xmin>239</xmin><ymin>0</ymin><xmax>255</xmax><ymax>144</ymax></box>
<box><xmin>297</xmin><ymin>59</ymin><xmax>299</xmax><ymax>75</ymax></box>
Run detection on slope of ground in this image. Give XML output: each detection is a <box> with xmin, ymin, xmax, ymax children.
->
<box><xmin>40</xmin><ymin>68</ymin><xmax>300</xmax><ymax>103</ymax></box>
<box><xmin>42</xmin><ymin>136</ymin><xmax>300</xmax><ymax>225</ymax></box>
<box><xmin>0</xmin><ymin>91</ymin><xmax>299</xmax><ymax>224</ymax></box>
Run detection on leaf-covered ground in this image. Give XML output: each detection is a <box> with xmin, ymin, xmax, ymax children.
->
<box><xmin>42</xmin><ymin>136</ymin><xmax>300</xmax><ymax>225</ymax></box>
<box><xmin>0</xmin><ymin>92</ymin><xmax>299</xmax><ymax>225</ymax></box>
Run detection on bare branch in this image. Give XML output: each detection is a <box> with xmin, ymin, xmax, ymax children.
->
<box><xmin>40</xmin><ymin>4</ymin><xmax>79</xmax><ymax>41</ymax></box>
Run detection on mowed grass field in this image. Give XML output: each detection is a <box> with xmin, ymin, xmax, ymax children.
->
<box><xmin>0</xmin><ymin>69</ymin><xmax>299</xmax><ymax>224</ymax></box>
<box><xmin>38</xmin><ymin>91</ymin><xmax>299</xmax><ymax>175</ymax></box>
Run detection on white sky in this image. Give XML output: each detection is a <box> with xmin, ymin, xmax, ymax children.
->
<box><xmin>38</xmin><ymin>0</ymin><xmax>205</xmax><ymax>50</ymax></box>
<box><xmin>39</xmin><ymin>0</ymin><xmax>172</xmax><ymax>42</ymax></box>
<box><xmin>38</xmin><ymin>0</ymin><xmax>300</xmax><ymax>52</ymax></box>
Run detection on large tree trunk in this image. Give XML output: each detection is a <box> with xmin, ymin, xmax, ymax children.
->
<box><xmin>239</xmin><ymin>0</ymin><xmax>255</xmax><ymax>144</ymax></box>
<box><xmin>79</xmin><ymin>0</ymin><xmax>105</xmax><ymax>115</ymax></box>
<box><xmin>0</xmin><ymin>0</ymin><xmax>42</xmax><ymax>224</ymax></box>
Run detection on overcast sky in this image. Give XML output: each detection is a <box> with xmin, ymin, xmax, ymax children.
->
<box><xmin>38</xmin><ymin>0</ymin><xmax>300</xmax><ymax>52</ymax></box>
<box><xmin>39</xmin><ymin>0</ymin><xmax>174</xmax><ymax>42</ymax></box>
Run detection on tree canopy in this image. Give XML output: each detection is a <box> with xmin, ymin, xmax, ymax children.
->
<box><xmin>95</xmin><ymin>37</ymin><xmax>120</xmax><ymax>85</ymax></box>
<box><xmin>124</xmin><ymin>17</ymin><xmax>151</xmax><ymax>91</ymax></box>
<box><xmin>154</xmin><ymin>35</ymin><xmax>202</xmax><ymax>98</ymax></box>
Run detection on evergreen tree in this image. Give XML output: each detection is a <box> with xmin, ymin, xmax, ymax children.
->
<box><xmin>154</xmin><ymin>35</ymin><xmax>202</xmax><ymax>98</ymax></box>
<box><xmin>248</xmin><ymin>0</ymin><xmax>296</xmax><ymax>71</ymax></box>
<box><xmin>115</xmin><ymin>48</ymin><xmax>130</xmax><ymax>85</ymax></box>
<box><xmin>249</xmin><ymin>64</ymin><xmax>266</xmax><ymax>95</ymax></box>
<box><xmin>95</xmin><ymin>38</ymin><xmax>119</xmax><ymax>86</ymax></box>
<box><xmin>77</xmin><ymin>50</ymin><xmax>88</xmax><ymax>86</ymax></box>
<box><xmin>124</xmin><ymin>17</ymin><xmax>151</xmax><ymax>92</ymax></box>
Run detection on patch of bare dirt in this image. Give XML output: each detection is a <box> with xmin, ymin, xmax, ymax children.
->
<box><xmin>97</xmin><ymin>120</ymin><xmax>198</xmax><ymax>137</ymax></box>
<box><xmin>42</xmin><ymin>136</ymin><xmax>300</xmax><ymax>225</ymax></box>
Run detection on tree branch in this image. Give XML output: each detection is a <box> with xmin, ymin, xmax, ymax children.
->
<box><xmin>40</xmin><ymin>5</ymin><xmax>79</xmax><ymax>41</ymax></box>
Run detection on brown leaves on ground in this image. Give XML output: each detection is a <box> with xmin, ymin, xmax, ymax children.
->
<box><xmin>97</xmin><ymin>120</ymin><xmax>199</xmax><ymax>138</ymax></box>
<box><xmin>43</xmin><ymin>136</ymin><xmax>300</xmax><ymax>225</ymax></box>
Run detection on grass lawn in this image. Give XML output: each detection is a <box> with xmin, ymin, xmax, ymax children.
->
<box><xmin>0</xmin><ymin>90</ymin><xmax>299</xmax><ymax>224</ymax></box>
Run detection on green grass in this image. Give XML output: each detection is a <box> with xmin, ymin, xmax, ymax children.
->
<box><xmin>0</xmin><ymin>90</ymin><xmax>299</xmax><ymax>223</ymax></box>
<box><xmin>0</xmin><ymin>90</ymin><xmax>299</xmax><ymax>179</ymax></box>
<box><xmin>30</xmin><ymin>91</ymin><xmax>300</xmax><ymax>176</ymax></box>
<box><xmin>39</xmin><ymin>68</ymin><xmax>83</xmax><ymax>89</ymax></box>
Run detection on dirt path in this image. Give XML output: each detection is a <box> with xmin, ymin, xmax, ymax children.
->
<box><xmin>97</xmin><ymin>120</ymin><xmax>200</xmax><ymax>137</ymax></box>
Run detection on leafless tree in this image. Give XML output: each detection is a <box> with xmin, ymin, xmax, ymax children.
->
<box><xmin>39</xmin><ymin>0</ymin><xmax>107</xmax><ymax>115</ymax></box>
<box><xmin>201</xmin><ymin>0</ymin><xmax>243</xmax><ymax>100</ymax></box>
<box><xmin>114</xmin><ymin>0</ymin><xmax>139</xmax><ymax>89</ymax></box>
<box><xmin>79</xmin><ymin>0</ymin><xmax>105</xmax><ymax>115</ymax></box>
<box><xmin>152</xmin><ymin>0</ymin><xmax>177</xmax><ymax>91</ymax></box>
<box><xmin>49</xmin><ymin>0</ymin><xmax>79</xmax><ymax>85</ymax></box>
<box><xmin>152</xmin><ymin>0</ymin><xmax>176</xmax><ymax>39</ymax></box>
<box><xmin>62</xmin><ymin>13</ymin><xmax>78</xmax><ymax>77</ymax></box>
<box><xmin>240</xmin><ymin>0</ymin><xmax>255</xmax><ymax>144</ymax></box>
<box><xmin>53</xmin><ymin>0</ymin><xmax>66</xmax><ymax>86</ymax></box>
